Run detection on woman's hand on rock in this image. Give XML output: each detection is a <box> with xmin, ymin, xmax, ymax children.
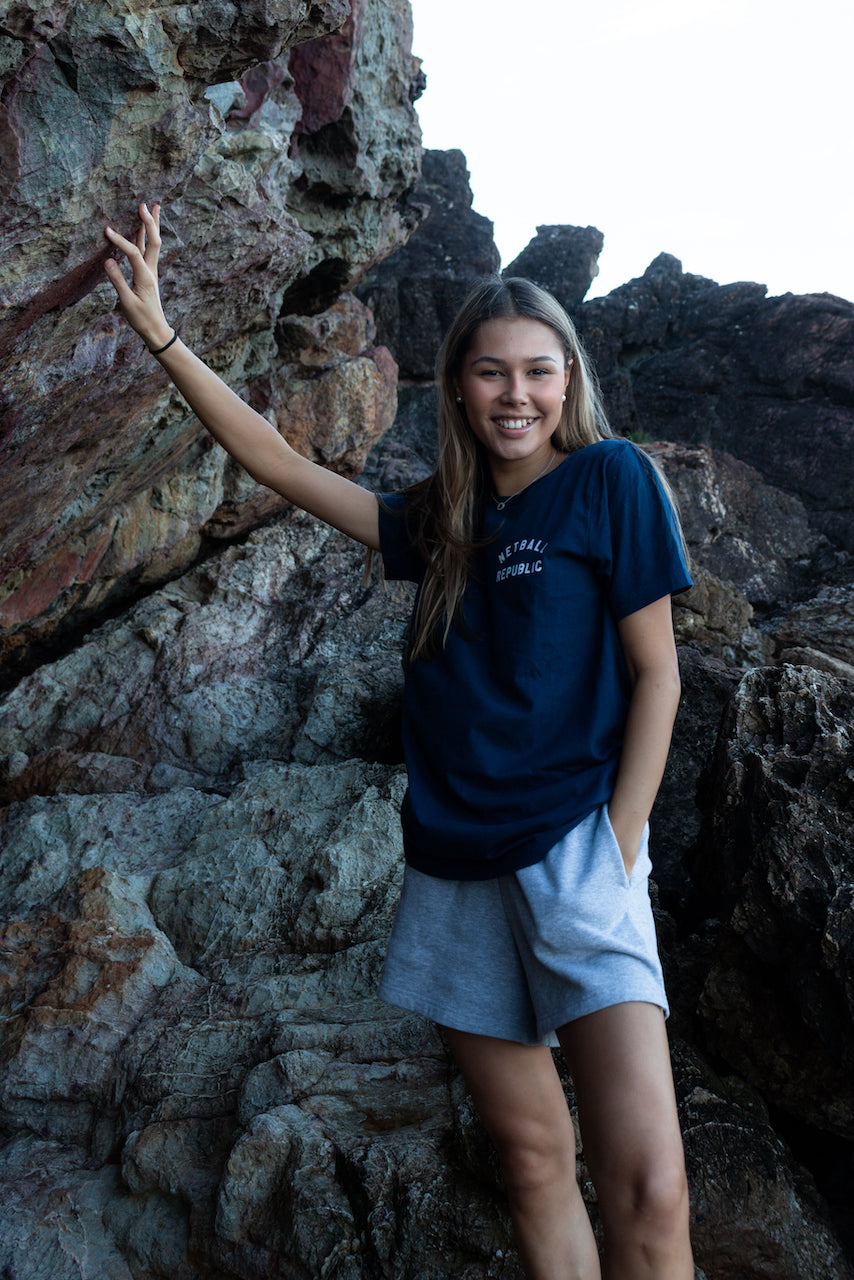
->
<box><xmin>104</xmin><ymin>202</ymin><xmax>174</xmax><ymax>352</ymax></box>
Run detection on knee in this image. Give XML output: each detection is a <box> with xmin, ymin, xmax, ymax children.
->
<box><xmin>495</xmin><ymin>1123</ymin><xmax>576</xmax><ymax>1196</ymax></box>
<box><xmin>599</xmin><ymin>1154</ymin><xmax>689</xmax><ymax>1235</ymax></box>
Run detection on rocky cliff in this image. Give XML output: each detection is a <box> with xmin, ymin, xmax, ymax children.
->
<box><xmin>1</xmin><ymin>7</ymin><xmax>854</xmax><ymax>1276</ymax></box>
<box><xmin>0</xmin><ymin>0</ymin><xmax>422</xmax><ymax>686</ymax></box>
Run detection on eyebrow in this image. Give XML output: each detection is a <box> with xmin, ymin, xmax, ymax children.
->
<box><xmin>470</xmin><ymin>354</ymin><xmax>560</xmax><ymax>366</ymax></box>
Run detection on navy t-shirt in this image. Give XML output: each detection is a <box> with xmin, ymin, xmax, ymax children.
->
<box><xmin>379</xmin><ymin>438</ymin><xmax>692</xmax><ymax>880</ymax></box>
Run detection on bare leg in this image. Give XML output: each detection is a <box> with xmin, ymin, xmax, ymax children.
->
<box><xmin>557</xmin><ymin>1003</ymin><xmax>693</xmax><ymax>1280</ymax></box>
<box><xmin>443</xmin><ymin>1027</ymin><xmax>601</xmax><ymax>1280</ymax></box>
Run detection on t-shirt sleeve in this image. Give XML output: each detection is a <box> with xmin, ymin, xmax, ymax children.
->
<box><xmin>377</xmin><ymin>493</ymin><xmax>424</xmax><ymax>583</ymax></box>
<box><xmin>590</xmin><ymin>441</ymin><xmax>693</xmax><ymax>620</ymax></box>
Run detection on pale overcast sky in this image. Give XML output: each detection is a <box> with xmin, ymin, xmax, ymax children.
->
<box><xmin>409</xmin><ymin>0</ymin><xmax>853</xmax><ymax>301</ymax></box>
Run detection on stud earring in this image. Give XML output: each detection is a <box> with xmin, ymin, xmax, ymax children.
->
<box><xmin>455</xmin><ymin>395</ymin><xmax>463</xmax><ymax>404</ymax></box>
<box><xmin>561</xmin><ymin>394</ymin><xmax>566</xmax><ymax>402</ymax></box>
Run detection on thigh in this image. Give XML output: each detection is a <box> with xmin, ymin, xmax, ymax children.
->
<box><xmin>442</xmin><ymin>1027</ymin><xmax>575</xmax><ymax>1153</ymax></box>
<box><xmin>556</xmin><ymin>1002</ymin><xmax>685</xmax><ymax>1186</ymax></box>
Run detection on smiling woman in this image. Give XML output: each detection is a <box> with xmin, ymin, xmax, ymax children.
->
<box><xmin>104</xmin><ymin>211</ymin><xmax>694</xmax><ymax>1277</ymax></box>
<box><xmin>397</xmin><ymin>275</ymin><xmax>614</xmax><ymax>658</ymax></box>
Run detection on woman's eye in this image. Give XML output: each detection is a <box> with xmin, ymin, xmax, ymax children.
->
<box><xmin>530</xmin><ymin>368</ymin><xmax>549</xmax><ymax>377</ymax></box>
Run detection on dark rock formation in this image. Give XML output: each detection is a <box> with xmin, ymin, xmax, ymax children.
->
<box><xmin>578</xmin><ymin>253</ymin><xmax>854</xmax><ymax>552</ymax></box>
<box><xmin>691</xmin><ymin>665</ymin><xmax>854</xmax><ymax>1140</ymax></box>
<box><xmin>503</xmin><ymin>224</ymin><xmax>604</xmax><ymax>312</ymax></box>
<box><xmin>351</xmin><ymin>183</ymin><xmax>854</xmax><ymax>1269</ymax></box>
<box><xmin>356</xmin><ymin>148</ymin><xmax>500</xmax><ymax>379</ymax></box>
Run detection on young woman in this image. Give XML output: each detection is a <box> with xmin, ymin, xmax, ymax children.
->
<box><xmin>105</xmin><ymin>203</ymin><xmax>694</xmax><ymax>1279</ymax></box>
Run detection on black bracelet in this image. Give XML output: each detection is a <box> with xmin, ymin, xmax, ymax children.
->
<box><xmin>149</xmin><ymin>330</ymin><xmax>178</xmax><ymax>356</ymax></box>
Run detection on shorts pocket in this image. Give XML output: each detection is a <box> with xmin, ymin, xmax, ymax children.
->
<box><xmin>601</xmin><ymin>803</ymin><xmax>635</xmax><ymax>885</ymax></box>
<box><xmin>603</xmin><ymin>804</ymin><xmax>649</xmax><ymax>887</ymax></box>
<box><xmin>511</xmin><ymin>809</ymin><xmax>633</xmax><ymax>947</ymax></box>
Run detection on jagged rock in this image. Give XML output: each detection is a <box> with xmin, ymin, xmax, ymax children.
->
<box><xmin>672</xmin><ymin>565</ymin><xmax>766</xmax><ymax>666</ymax></box>
<box><xmin>577</xmin><ymin>253</ymin><xmax>854</xmax><ymax>551</ymax></box>
<box><xmin>769</xmin><ymin>582</ymin><xmax>854</xmax><ymax>673</ymax></box>
<box><xmin>283</xmin><ymin>0</ymin><xmax>424</xmax><ymax>297</ymax></box>
<box><xmin>692</xmin><ymin>665</ymin><xmax>854</xmax><ymax>1139</ymax></box>
<box><xmin>0</xmin><ymin>510</ymin><xmax>411</xmax><ymax>804</ymax></box>
<box><xmin>0</xmin><ymin>865</ymin><xmax>201</xmax><ymax>1153</ymax></box>
<box><xmin>650</xmin><ymin>646</ymin><xmax>741</xmax><ymax>910</ymax></box>
<box><xmin>0</xmin><ymin>0</ymin><xmax>422</xmax><ymax>682</ymax></box>
<box><xmin>503</xmin><ymin>224</ymin><xmax>604</xmax><ymax>311</ymax></box>
<box><xmin>2</xmin><ymin>760</ymin><xmax>850</xmax><ymax>1279</ymax></box>
<box><xmin>356</xmin><ymin>148</ymin><xmax>500</xmax><ymax>379</ymax></box>
<box><xmin>671</xmin><ymin>1042</ymin><xmax>854</xmax><ymax>1280</ymax></box>
<box><xmin>0</xmin><ymin>1136</ymin><xmax>195</xmax><ymax>1280</ymax></box>
<box><xmin>646</xmin><ymin>442</ymin><xmax>828</xmax><ymax>608</ymax></box>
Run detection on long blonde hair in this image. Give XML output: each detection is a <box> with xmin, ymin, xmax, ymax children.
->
<box><xmin>398</xmin><ymin>276</ymin><xmax>670</xmax><ymax>660</ymax></box>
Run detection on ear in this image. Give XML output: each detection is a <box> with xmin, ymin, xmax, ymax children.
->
<box><xmin>563</xmin><ymin>358</ymin><xmax>573</xmax><ymax>391</ymax></box>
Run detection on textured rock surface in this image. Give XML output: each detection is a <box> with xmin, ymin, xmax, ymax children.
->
<box><xmin>0</xmin><ymin>512</ymin><xmax>412</xmax><ymax>805</ymax></box>
<box><xmin>0</xmin><ymin>0</ymin><xmax>422</xmax><ymax>682</ymax></box>
<box><xmin>356</xmin><ymin>148</ymin><xmax>500</xmax><ymax>379</ymax></box>
<box><xmin>671</xmin><ymin>1041</ymin><xmax>853</xmax><ymax>1280</ymax></box>
<box><xmin>691</xmin><ymin>665</ymin><xmax>854</xmax><ymax>1140</ymax></box>
<box><xmin>577</xmin><ymin>253</ymin><xmax>854</xmax><ymax>551</ymax></box>
<box><xmin>2</xmin><ymin>446</ymin><xmax>854</xmax><ymax>1277</ymax></box>
<box><xmin>503</xmin><ymin>224</ymin><xmax>604</xmax><ymax>312</ymax></box>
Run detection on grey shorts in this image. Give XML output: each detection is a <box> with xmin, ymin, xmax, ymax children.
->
<box><xmin>378</xmin><ymin>803</ymin><xmax>667</xmax><ymax>1046</ymax></box>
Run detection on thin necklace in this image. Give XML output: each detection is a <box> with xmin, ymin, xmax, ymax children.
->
<box><xmin>491</xmin><ymin>450</ymin><xmax>556</xmax><ymax>511</ymax></box>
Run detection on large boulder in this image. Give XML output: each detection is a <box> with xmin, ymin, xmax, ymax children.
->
<box><xmin>0</xmin><ymin>0</ymin><xmax>423</xmax><ymax>683</ymax></box>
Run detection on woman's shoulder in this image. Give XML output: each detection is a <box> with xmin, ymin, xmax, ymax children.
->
<box><xmin>560</xmin><ymin>435</ymin><xmax>636</xmax><ymax>479</ymax></box>
<box><xmin>577</xmin><ymin>436</ymin><xmax>658</xmax><ymax>481</ymax></box>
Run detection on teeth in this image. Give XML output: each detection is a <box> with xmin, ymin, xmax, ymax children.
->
<box><xmin>497</xmin><ymin>418</ymin><xmax>534</xmax><ymax>430</ymax></box>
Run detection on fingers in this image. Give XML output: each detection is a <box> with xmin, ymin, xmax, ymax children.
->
<box><xmin>104</xmin><ymin>216</ymin><xmax>154</xmax><ymax>303</ymax></box>
<box><xmin>104</xmin><ymin>202</ymin><xmax>161</xmax><ymax>258</ymax></box>
<box><xmin>138</xmin><ymin>200</ymin><xmax>162</xmax><ymax>268</ymax></box>
<box><xmin>104</xmin><ymin>224</ymin><xmax>139</xmax><ymax>257</ymax></box>
<box><xmin>103</xmin><ymin>254</ymin><xmax>134</xmax><ymax>307</ymax></box>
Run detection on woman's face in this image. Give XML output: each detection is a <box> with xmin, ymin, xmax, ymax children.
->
<box><xmin>457</xmin><ymin>316</ymin><xmax>571</xmax><ymax>481</ymax></box>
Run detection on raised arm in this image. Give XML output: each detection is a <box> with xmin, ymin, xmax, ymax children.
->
<box><xmin>104</xmin><ymin>202</ymin><xmax>380</xmax><ymax>550</ymax></box>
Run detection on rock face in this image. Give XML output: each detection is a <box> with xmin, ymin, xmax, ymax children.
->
<box><xmin>355</xmin><ymin>148</ymin><xmax>500</xmax><ymax>379</ymax></box>
<box><xmin>0</xmin><ymin>0</ymin><xmax>423</xmax><ymax>684</ymax></box>
<box><xmin>503</xmin><ymin>223</ymin><xmax>604</xmax><ymax>312</ymax></box>
<box><xmin>692</xmin><ymin>665</ymin><xmax>854</xmax><ymax>1139</ymax></box>
<box><xmin>578</xmin><ymin>253</ymin><xmax>854</xmax><ymax>552</ymax></box>
<box><xmin>2</xmin><ymin>495</ymin><xmax>853</xmax><ymax>1279</ymax></box>
<box><xmin>3</xmin><ymin>20</ymin><xmax>854</xmax><ymax>1277</ymax></box>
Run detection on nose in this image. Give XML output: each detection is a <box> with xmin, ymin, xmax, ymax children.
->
<box><xmin>501</xmin><ymin>373</ymin><xmax>527</xmax><ymax>403</ymax></box>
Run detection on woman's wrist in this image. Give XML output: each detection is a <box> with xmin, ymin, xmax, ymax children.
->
<box><xmin>141</xmin><ymin>320</ymin><xmax>176</xmax><ymax>354</ymax></box>
<box><xmin>149</xmin><ymin>329</ymin><xmax>178</xmax><ymax>356</ymax></box>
